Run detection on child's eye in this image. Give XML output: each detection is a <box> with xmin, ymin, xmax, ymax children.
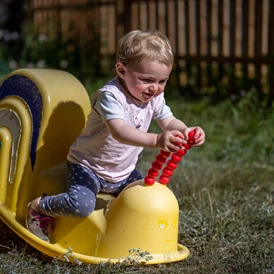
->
<box><xmin>159</xmin><ymin>80</ymin><xmax>167</xmax><ymax>85</ymax></box>
<box><xmin>142</xmin><ymin>79</ymin><xmax>152</xmax><ymax>83</ymax></box>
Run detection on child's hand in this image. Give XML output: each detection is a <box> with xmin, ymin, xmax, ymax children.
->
<box><xmin>156</xmin><ymin>130</ymin><xmax>187</xmax><ymax>152</ymax></box>
<box><xmin>184</xmin><ymin>126</ymin><xmax>205</xmax><ymax>146</ymax></box>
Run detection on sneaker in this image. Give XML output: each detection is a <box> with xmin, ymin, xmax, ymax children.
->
<box><xmin>26</xmin><ymin>198</ymin><xmax>55</xmax><ymax>242</ymax></box>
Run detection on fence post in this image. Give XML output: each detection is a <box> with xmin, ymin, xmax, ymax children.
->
<box><xmin>269</xmin><ymin>0</ymin><xmax>274</xmax><ymax>97</ymax></box>
<box><xmin>123</xmin><ymin>0</ymin><xmax>131</xmax><ymax>34</ymax></box>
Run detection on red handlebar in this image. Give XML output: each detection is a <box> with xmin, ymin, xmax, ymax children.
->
<box><xmin>144</xmin><ymin>130</ymin><xmax>196</xmax><ymax>186</ymax></box>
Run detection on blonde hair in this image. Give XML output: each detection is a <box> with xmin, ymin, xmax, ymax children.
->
<box><xmin>116</xmin><ymin>30</ymin><xmax>174</xmax><ymax>68</ymax></box>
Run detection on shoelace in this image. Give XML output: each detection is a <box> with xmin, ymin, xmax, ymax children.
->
<box><xmin>31</xmin><ymin>209</ymin><xmax>55</xmax><ymax>232</ymax></box>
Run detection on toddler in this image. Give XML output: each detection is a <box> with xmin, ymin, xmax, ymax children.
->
<box><xmin>26</xmin><ymin>30</ymin><xmax>205</xmax><ymax>242</ymax></box>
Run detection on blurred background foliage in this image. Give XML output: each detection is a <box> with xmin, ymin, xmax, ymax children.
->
<box><xmin>0</xmin><ymin>1</ymin><xmax>114</xmax><ymax>94</ymax></box>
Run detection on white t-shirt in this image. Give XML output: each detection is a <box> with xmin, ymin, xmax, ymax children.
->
<box><xmin>67</xmin><ymin>77</ymin><xmax>173</xmax><ymax>182</ymax></box>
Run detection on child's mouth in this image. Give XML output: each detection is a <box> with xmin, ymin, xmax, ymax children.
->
<box><xmin>143</xmin><ymin>92</ymin><xmax>156</xmax><ymax>100</ymax></box>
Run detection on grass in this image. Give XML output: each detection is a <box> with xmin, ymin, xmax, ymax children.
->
<box><xmin>0</xmin><ymin>86</ymin><xmax>274</xmax><ymax>273</ymax></box>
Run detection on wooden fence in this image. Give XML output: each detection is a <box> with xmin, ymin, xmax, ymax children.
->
<box><xmin>27</xmin><ymin>0</ymin><xmax>274</xmax><ymax>97</ymax></box>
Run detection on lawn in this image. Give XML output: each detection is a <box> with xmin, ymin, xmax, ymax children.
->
<box><xmin>0</xmin><ymin>85</ymin><xmax>274</xmax><ymax>273</ymax></box>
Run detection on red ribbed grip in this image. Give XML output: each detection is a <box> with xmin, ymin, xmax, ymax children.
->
<box><xmin>144</xmin><ymin>130</ymin><xmax>196</xmax><ymax>186</ymax></box>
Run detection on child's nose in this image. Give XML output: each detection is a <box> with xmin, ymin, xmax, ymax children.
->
<box><xmin>149</xmin><ymin>84</ymin><xmax>157</xmax><ymax>92</ymax></box>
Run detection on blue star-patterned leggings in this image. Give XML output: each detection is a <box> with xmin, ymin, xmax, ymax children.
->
<box><xmin>39</xmin><ymin>161</ymin><xmax>142</xmax><ymax>217</ymax></box>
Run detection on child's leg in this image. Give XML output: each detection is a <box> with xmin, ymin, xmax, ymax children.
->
<box><xmin>26</xmin><ymin>161</ymin><xmax>102</xmax><ymax>241</ymax></box>
<box><xmin>125</xmin><ymin>169</ymin><xmax>143</xmax><ymax>185</ymax></box>
<box><xmin>39</xmin><ymin>161</ymin><xmax>101</xmax><ymax>218</ymax></box>
<box><xmin>111</xmin><ymin>169</ymin><xmax>142</xmax><ymax>196</ymax></box>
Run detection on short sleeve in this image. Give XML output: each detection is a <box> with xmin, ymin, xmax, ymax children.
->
<box><xmin>152</xmin><ymin>95</ymin><xmax>173</xmax><ymax>120</ymax></box>
<box><xmin>94</xmin><ymin>92</ymin><xmax>125</xmax><ymax>121</ymax></box>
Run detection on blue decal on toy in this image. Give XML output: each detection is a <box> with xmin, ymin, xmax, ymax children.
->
<box><xmin>0</xmin><ymin>75</ymin><xmax>42</xmax><ymax>169</ymax></box>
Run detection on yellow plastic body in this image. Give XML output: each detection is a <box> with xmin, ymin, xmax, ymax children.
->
<box><xmin>0</xmin><ymin>69</ymin><xmax>189</xmax><ymax>264</ymax></box>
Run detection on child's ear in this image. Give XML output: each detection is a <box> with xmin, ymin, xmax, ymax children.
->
<box><xmin>116</xmin><ymin>62</ymin><xmax>126</xmax><ymax>79</ymax></box>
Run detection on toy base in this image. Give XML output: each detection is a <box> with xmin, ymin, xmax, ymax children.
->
<box><xmin>50</xmin><ymin>243</ymin><xmax>190</xmax><ymax>265</ymax></box>
<box><xmin>0</xmin><ymin>203</ymin><xmax>190</xmax><ymax>265</ymax></box>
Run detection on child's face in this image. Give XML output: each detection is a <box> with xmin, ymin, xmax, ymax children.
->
<box><xmin>116</xmin><ymin>59</ymin><xmax>172</xmax><ymax>102</ymax></box>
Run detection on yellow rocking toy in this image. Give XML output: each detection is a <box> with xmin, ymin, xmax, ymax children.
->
<box><xmin>0</xmin><ymin>69</ymin><xmax>190</xmax><ymax>264</ymax></box>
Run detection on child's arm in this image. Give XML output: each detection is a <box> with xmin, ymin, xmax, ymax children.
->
<box><xmin>105</xmin><ymin>118</ymin><xmax>185</xmax><ymax>152</ymax></box>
